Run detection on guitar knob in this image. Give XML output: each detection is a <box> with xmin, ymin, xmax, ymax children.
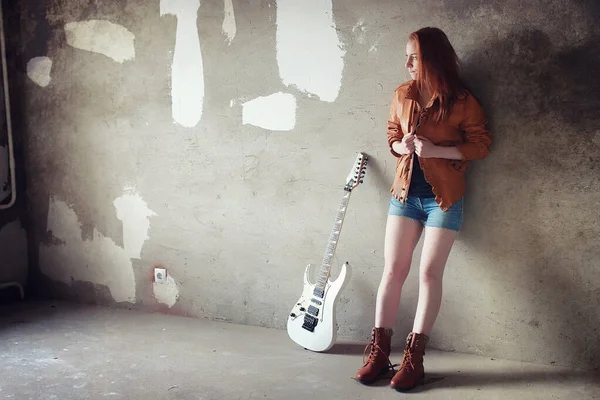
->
<box><xmin>299</xmin><ymin>307</ymin><xmax>306</xmax><ymax>312</ymax></box>
<box><xmin>290</xmin><ymin>313</ymin><xmax>296</xmax><ymax>317</ymax></box>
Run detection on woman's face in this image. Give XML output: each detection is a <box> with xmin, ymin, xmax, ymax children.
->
<box><xmin>405</xmin><ymin>39</ymin><xmax>419</xmax><ymax>80</ymax></box>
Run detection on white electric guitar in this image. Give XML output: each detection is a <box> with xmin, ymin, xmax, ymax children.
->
<box><xmin>287</xmin><ymin>153</ymin><xmax>368</xmax><ymax>352</ymax></box>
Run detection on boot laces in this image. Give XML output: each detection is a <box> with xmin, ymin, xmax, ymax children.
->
<box><xmin>400</xmin><ymin>334</ymin><xmax>425</xmax><ymax>371</ymax></box>
<box><xmin>400</xmin><ymin>348</ymin><xmax>415</xmax><ymax>371</ymax></box>
<box><xmin>362</xmin><ymin>333</ymin><xmax>395</xmax><ymax>373</ymax></box>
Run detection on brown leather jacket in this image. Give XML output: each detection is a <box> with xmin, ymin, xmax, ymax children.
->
<box><xmin>387</xmin><ymin>80</ymin><xmax>492</xmax><ymax>211</ymax></box>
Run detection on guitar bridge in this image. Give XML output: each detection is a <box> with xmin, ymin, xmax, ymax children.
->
<box><xmin>301</xmin><ymin>314</ymin><xmax>318</xmax><ymax>332</ymax></box>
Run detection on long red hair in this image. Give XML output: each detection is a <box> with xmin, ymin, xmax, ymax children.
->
<box><xmin>409</xmin><ymin>27</ymin><xmax>466</xmax><ymax>123</ymax></box>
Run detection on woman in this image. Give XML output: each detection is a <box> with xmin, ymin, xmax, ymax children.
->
<box><xmin>354</xmin><ymin>27</ymin><xmax>492</xmax><ymax>391</ymax></box>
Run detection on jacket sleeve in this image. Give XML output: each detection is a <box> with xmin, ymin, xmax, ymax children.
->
<box><xmin>387</xmin><ymin>90</ymin><xmax>404</xmax><ymax>158</ymax></box>
<box><xmin>456</xmin><ymin>94</ymin><xmax>492</xmax><ymax>161</ymax></box>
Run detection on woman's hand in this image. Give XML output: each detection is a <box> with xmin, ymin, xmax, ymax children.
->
<box><xmin>392</xmin><ymin>133</ymin><xmax>416</xmax><ymax>155</ymax></box>
<box><xmin>415</xmin><ymin>136</ymin><xmax>439</xmax><ymax>158</ymax></box>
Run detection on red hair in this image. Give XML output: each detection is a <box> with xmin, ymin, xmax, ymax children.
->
<box><xmin>409</xmin><ymin>27</ymin><xmax>466</xmax><ymax>123</ymax></box>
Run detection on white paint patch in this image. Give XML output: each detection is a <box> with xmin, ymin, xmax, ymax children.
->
<box><xmin>26</xmin><ymin>57</ymin><xmax>52</xmax><ymax>87</ymax></box>
<box><xmin>64</xmin><ymin>20</ymin><xmax>135</xmax><ymax>63</ymax></box>
<box><xmin>113</xmin><ymin>186</ymin><xmax>156</xmax><ymax>259</ymax></box>
<box><xmin>153</xmin><ymin>274</ymin><xmax>180</xmax><ymax>308</ymax></box>
<box><xmin>222</xmin><ymin>0</ymin><xmax>237</xmax><ymax>45</ymax></box>
<box><xmin>276</xmin><ymin>0</ymin><xmax>345</xmax><ymax>102</ymax></box>
<box><xmin>0</xmin><ymin>145</ymin><xmax>10</xmax><ymax>203</ymax></box>
<box><xmin>39</xmin><ymin>198</ymin><xmax>137</xmax><ymax>303</ymax></box>
<box><xmin>352</xmin><ymin>18</ymin><xmax>367</xmax><ymax>44</ymax></box>
<box><xmin>160</xmin><ymin>0</ymin><xmax>204</xmax><ymax>128</ymax></box>
<box><xmin>369</xmin><ymin>34</ymin><xmax>386</xmax><ymax>53</ymax></box>
<box><xmin>242</xmin><ymin>92</ymin><xmax>296</xmax><ymax>131</ymax></box>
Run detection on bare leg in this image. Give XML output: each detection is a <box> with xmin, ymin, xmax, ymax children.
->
<box><xmin>412</xmin><ymin>226</ymin><xmax>458</xmax><ymax>335</ymax></box>
<box><xmin>375</xmin><ymin>216</ymin><xmax>423</xmax><ymax>328</ymax></box>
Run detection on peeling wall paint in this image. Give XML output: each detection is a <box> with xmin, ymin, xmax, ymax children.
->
<box><xmin>352</xmin><ymin>18</ymin><xmax>367</xmax><ymax>44</ymax></box>
<box><xmin>64</xmin><ymin>20</ymin><xmax>135</xmax><ymax>63</ymax></box>
<box><xmin>26</xmin><ymin>57</ymin><xmax>53</xmax><ymax>87</ymax></box>
<box><xmin>113</xmin><ymin>186</ymin><xmax>156</xmax><ymax>259</ymax></box>
<box><xmin>276</xmin><ymin>0</ymin><xmax>345</xmax><ymax>102</ymax></box>
<box><xmin>160</xmin><ymin>0</ymin><xmax>204</xmax><ymax>128</ymax></box>
<box><xmin>40</xmin><ymin>198</ymin><xmax>137</xmax><ymax>303</ymax></box>
<box><xmin>222</xmin><ymin>0</ymin><xmax>236</xmax><ymax>45</ymax></box>
<box><xmin>369</xmin><ymin>36</ymin><xmax>383</xmax><ymax>53</ymax></box>
<box><xmin>153</xmin><ymin>274</ymin><xmax>180</xmax><ymax>308</ymax></box>
<box><xmin>241</xmin><ymin>92</ymin><xmax>296</xmax><ymax>131</ymax></box>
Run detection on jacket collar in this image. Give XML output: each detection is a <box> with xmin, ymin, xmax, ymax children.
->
<box><xmin>405</xmin><ymin>80</ymin><xmax>436</xmax><ymax>109</ymax></box>
<box><xmin>405</xmin><ymin>80</ymin><xmax>419</xmax><ymax>101</ymax></box>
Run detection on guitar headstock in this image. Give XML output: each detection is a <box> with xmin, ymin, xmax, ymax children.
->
<box><xmin>344</xmin><ymin>152</ymin><xmax>368</xmax><ymax>191</ymax></box>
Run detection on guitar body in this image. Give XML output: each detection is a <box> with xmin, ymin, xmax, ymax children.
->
<box><xmin>287</xmin><ymin>262</ymin><xmax>351</xmax><ymax>352</ymax></box>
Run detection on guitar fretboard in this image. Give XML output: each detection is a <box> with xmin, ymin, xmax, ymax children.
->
<box><xmin>314</xmin><ymin>190</ymin><xmax>351</xmax><ymax>293</ymax></box>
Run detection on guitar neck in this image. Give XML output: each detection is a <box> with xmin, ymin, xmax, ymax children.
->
<box><xmin>315</xmin><ymin>189</ymin><xmax>352</xmax><ymax>291</ymax></box>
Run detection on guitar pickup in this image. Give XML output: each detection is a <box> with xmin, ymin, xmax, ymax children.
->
<box><xmin>313</xmin><ymin>288</ymin><xmax>324</xmax><ymax>298</ymax></box>
<box><xmin>311</xmin><ymin>299</ymin><xmax>322</xmax><ymax>306</ymax></box>
<box><xmin>307</xmin><ymin>305</ymin><xmax>319</xmax><ymax>316</ymax></box>
<box><xmin>302</xmin><ymin>314</ymin><xmax>318</xmax><ymax>332</ymax></box>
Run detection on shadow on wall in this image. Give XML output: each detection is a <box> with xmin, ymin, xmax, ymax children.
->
<box><xmin>459</xmin><ymin>27</ymin><xmax>600</xmax><ymax>370</ymax></box>
<box><xmin>0</xmin><ymin>0</ymin><xmax>34</xmax><ymax>292</ymax></box>
<box><xmin>2</xmin><ymin>0</ymin><xmax>53</xmax><ymax>298</ymax></box>
<box><xmin>463</xmin><ymin>29</ymin><xmax>600</xmax><ymax>134</ymax></box>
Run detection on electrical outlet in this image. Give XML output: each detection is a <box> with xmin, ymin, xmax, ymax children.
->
<box><xmin>154</xmin><ymin>267</ymin><xmax>167</xmax><ymax>283</ymax></box>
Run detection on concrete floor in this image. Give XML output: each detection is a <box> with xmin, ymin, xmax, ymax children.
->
<box><xmin>0</xmin><ymin>301</ymin><xmax>598</xmax><ymax>400</ymax></box>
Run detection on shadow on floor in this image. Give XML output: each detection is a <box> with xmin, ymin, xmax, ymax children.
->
<box><xmin>329</xmin><ymin>341</ymin><xmax>600</xmax><ymax>393</ymax></box>
<box><xmin>328</xmin><ymin>342</ymin><xmax>368</xmax><ymax>355</ymax></box>
<box><xmin>412</xmin><ymin>370</ymin><xmax>600</xmax><ymax>392</ymax></box>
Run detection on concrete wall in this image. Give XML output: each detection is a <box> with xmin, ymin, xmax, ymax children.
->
<box><xmin>7</xmin><ymin>0</ymin><xmax>599</xmax><ymax>370</ymax></box>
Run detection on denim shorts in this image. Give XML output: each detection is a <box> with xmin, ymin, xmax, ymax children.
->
<box><xmin>388</xmin><ymin>195</ymin><xmax>463</xmax><ymax>232</ymax></box>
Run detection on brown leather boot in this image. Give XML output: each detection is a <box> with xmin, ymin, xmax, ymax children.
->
<box><xmin>390</xmin><ymin>332</ymin><xmax>428</xmax><ymax>391</ymax></box>
<box><xmin>354</xmin><ymin>327</ymin><xmax>394</xmax><ymax>384</ymax></box>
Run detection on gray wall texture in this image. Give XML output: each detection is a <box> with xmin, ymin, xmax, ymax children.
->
<box><xmin>6</xmin><ymin>0</ymin><xmax>599</xmax><ymax>370</ymax></box>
